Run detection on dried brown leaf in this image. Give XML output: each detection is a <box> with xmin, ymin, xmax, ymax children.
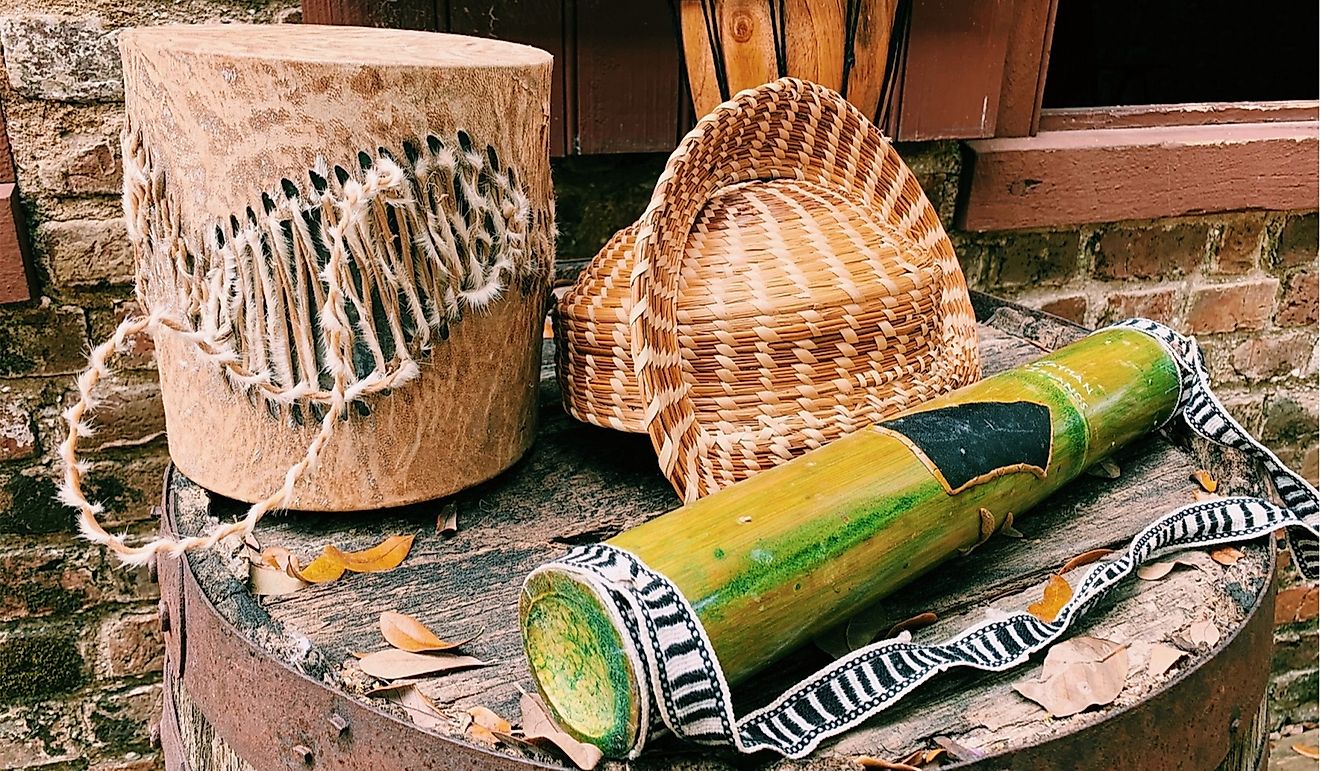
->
<box><xmin>521</xmin><ymin>692</ymin><xmax>604</xmax><ymax>769</ymax></box>
<box><xmin>437</xmin><ymin>502</ymin><xmax>459</xmax><ymax>537</ymax></box>
<box><xmin>1013</xmin><ymin>636</ymin><xmax>1129</xmax><ymax>717</ymax></box>
<box><xmin>1210</xmin><ymin>546</ymin><xmax>1243</xmax><ymax>566</ymax></box>
<box><xmin>999</xmin><ymin>511</ymin><xmax>1024</xmax><ymax>538</ymax></box>
<box><xmin>1088</xmin><ymin>459</ymin><xmax>1121</xmax><ymax>479</ymax></box>
<box><xmin>378</xmin><ymin>683</ymin><xmax>447</xmax><ymax>732</ymax></box>
<box><xmin>853</xmin><ymin>756</ymin><xmax>921</xmax><ymax>770</ymax></box>
<box><xmin>1028</xmin><ymin>574</ymin><xmax>1073</xmax><ymax>623</ymax></box>
<box><xmin>1188</xmin><ymin>619</ymin><xmax>1221</xmax><ymax>648</ymax></box>
<box><xmin>357</xmin><ymin>649</ymin><xmax>487</xmax><ymax>680</ymax></box>
<box><xmin>959</xmin><ymin>508</ymin><xmax>997</xmax><ymax>556</ymax></box>
<box><xmin>933</xmin><ymin>735</ymin><xmax>985</xmax><ymax>761</ymax></box>
<box><xmin>324</xmin><ymin>534</ymin><xmax>415</xmax><ymax>573</ymax></box>
<box><xmin>1136</xmin><ymin>551</ymin><xmax>1217</xmax><ymax>581</ymax></box>
<box><xmin>1059</xmin><ymin>548</ymin><xmax>1114</xmax><ymax>575</ymax></box>
<box><xmin>467</xmin><ymin>706</ymin><xmax>511</xmax><ymax>746</ymax></box>
<box><xmin>1292</xmin><ymin>743</ymin><xmax>1320</xmax><ymax>760</ymax></box>
<box><xmin>885</xmin><ymin>612</ymin><xmax>938</xmax><ymax>640</ymax></box>
<box><xmin>1147</xmin><ymin>643</ymin><xmax>1185</xmax><ymax>677</ymax></box>
<box><xmin>1193</xmin><ymin>490</ymin><xmax>1224</xmax><ymax>502</ymax></box>
<box><xmin>1191</xmin><ymin>469</ymin><xmax>1218</xmax><ymax>493</ymax></box>
<box><xmin>380</xmin><ymin>611</ymin><xmax>473</xmax><ymax>653</ymax></box>
<box><xmin>294</xmin><ymin>552</ymin><xmax>347</xmax><ymax>583</ymax></box>
<box><xmin>249</xmin><ymin>562</ymin><xmax>308</xmax><ymax>596</ymax></box>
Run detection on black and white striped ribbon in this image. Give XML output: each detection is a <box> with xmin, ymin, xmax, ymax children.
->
<box><xmin>539</xmin><ymin>319</ymin><xmax>1319</xmax><ymax>759</ymax></box>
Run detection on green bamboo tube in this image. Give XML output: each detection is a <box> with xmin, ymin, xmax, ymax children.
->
<box><xmin>522</xmin><ymin>327</ymin><xmax>1181</xmax><ymax>756</ymax></box>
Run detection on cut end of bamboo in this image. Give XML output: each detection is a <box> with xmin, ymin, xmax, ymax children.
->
<box><xmin>520</xmin><ymin>568</ymin><xmax>642</xmax><ymax>756</ymax></box>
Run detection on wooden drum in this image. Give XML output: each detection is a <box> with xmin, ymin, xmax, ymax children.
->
<box><xmin>119</xmin><ymin>25</ymin><xmax>555</xmax><ymax>511</ymax></box>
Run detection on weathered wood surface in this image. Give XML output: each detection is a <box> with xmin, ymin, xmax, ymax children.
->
<box><xmin>170</xmin><ymin>303</ymin><xmax>1275</xmax><ymax>769</ymax></box>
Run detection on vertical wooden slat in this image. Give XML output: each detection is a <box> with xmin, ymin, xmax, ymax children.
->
<box><xmin>300</xmin><ymin>0</ymin><xmax>437</xmax><ymax>29</ymax></box>
<box><xmin>846</xmin><ymin>0</ymin><xmax>900</xmax><ymax>125</ymax></box>
<box><xmin>784</xmin><ymin>0</ymin><xmax>846</xmax><ymax>94</ymax></box>
<box><xmin>716</xmin><ymin>0</ymin><xmax>777</xmax><ymax>97</ymax></box>
<box><xmin>450</xmin><ymin>0</ymin><xmax>569</xmax><ymax>156</ymax></box>
<box><xmin>679</xmin><ymin>1</ymin><xmax>724</xmax><ymax>119</ymax></box>
<box><xmin>994</xmin><ymin>0</ymin><xmax>1058</xmax><ymax>137</ymax></box>
<box><xmin>576</xmin><ymin>0</ymin><xmax>680</xmax><ymax>154</ymax></box>
<box><xmin>894</xmin><ymin>0</ymin><xmax>1014</xmax><ymax>141</ymax></box>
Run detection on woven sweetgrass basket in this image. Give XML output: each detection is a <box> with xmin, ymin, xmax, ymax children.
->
<box><xmin>557</xmin><ymin>78</ymin><xmax>981</xmax><ymax>502</ymax></box>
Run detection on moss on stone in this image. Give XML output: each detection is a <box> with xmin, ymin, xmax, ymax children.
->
<box><xmin>0</xmin><ymin>472</ymin><xmax>69</xmax><ymax>535</ymax></box>
<box><xmin>0</xmin><ymin>633</ymin><xmax>84</xmax><ymax>702</ymax></box>
<box><xmin>82</xmin><ymin>471</ymin><xmax>144</xmax><ymax>515</ymax></box>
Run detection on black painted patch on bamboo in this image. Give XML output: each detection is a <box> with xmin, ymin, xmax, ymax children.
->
<box><xmin>878</xmin><ymin>401</ymin><xmax>1052</xmax><ymax>495</ymax></box>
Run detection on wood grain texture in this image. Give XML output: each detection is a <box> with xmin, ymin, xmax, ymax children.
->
<box><xmin>679</xmin><ymin>0</ymin><xmax>725</xmax><ymax>118</ymax></box>
<box><xmin>168</xmin><ymin>302</ymin><xmax>1272</xmax><ymax>768</ymax></box>
<box><xmin>895</xmin><ymin>0</ymin><xmax>1013</xmax><ymax>141</ymax></box>
<box><xmin>716</xmin><ymin>0</ymin><xmax>778</xmax><ymax>100</ymax></box>
<box><xmin>993</xmin><ymin>0</ymin><xmax>1057</xmax><ymax>138</ymax></box>
<box><xmin>844</xmin><ymin>0</ymin><xmax>898</xmax><ymax>123</ymax></box>
<box><xmin>784</xmin><ymin>0</ymin><xmax>844</xmax><ymax>93</ymax></box>
<box><xmin>576</xmin><ymin>0</ymin><xmax>681</xmax><ymax>154</ymax></box>
<box><xmin>960</xmin><ymin>120</ymin><xmax>1320</xmax><ymax>231</ymax></box>
<box><xmin>0</xmin><ymin>183</ymin><xmax>32</xmax><ymax>305</ymax></box>
<box><xmin>1038</xmin><ymin>100</ymin><xmax>1320</xmax><ymax>132</ymax></box>
<box><xmin>121</xmin><ymin>25</ymin><xmax>554</xmax><ymax>508</ymax></box>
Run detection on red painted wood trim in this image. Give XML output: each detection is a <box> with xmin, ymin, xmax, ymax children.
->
<box><xmin>959</xmin><ymin>121</ymin><xmax>1320</xmax><ymax>232</ymax></box>
<box><xmin>575</xmin><ymin>0</ymin><xmax>679</xmax><ymax>154</ymax></box>
<box><xmin>0</xmin><ymin>183</ymin><xmax>34</xmax><ymax>304</ymax></box>
<box><xmin>993</xmin><ymin>0</ymin><xmax>1056</xmax><ymax>138</ymax></box>
<box><xmin>895</xmin><ymin>0</ymin><xmax>1014</xmax><ymax>141</ymax></box>
<box><xmin>1038</xmin><ymin>100</ymin><xmax>1320</xmax><ymax>132</ymax></box>
<box><xmin>301</xmin><ymin>0</ymin><xmax>437</xmax><ymax>28</ymax></box>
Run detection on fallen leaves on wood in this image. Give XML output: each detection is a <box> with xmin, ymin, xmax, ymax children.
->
<box><xmin>380</xmin><ymin>611</ymin><xmax>474</xmax><ymax>653</ymax></box>
<box><xmin>1147</xmin><ymin>643</ymin><xmax>1186</xmax><ymax>677</ymax></box>
<box><xmin>521</xmin><ymin>692</ymin><xmax>604</xmax><ymax>769</ymax></box>
<box><xmin>357</xmin><ymin>649</ymin><xmax>487</xmax><ymax>680</ymax></box>
<box><xmin>853</xmin><ymin>756</ymin><xmax>921</xmax><ymax>770</ymax></box>
<box><xmin>1193</xmin><ymin>490</ymin><xmax>1224</xmax><ymax>502</ymax></box>
<box><xmin>375</xmin><ymin>682</ymin><xmax>448</xmax><ymax>732</ymax></box>
<box><xmin>1028</xmin><ymin>574</ymin><xmax>1073</xmax><ymax>623</ymax></box>
<box><xmin>1292</xmin><ymin>743</ymin><xmax>1320</xmax><ymax>760</ymax></box>
<box><xmin>1013</xmin><ymin>636</ymin><xmax>1129</xmax><ymax>718</ymax></box>
<box><xmin>1136</xmin><ymin>550</ymin><xmax>1217</xmax><ymax>581</ymax></box>
<box><xmin>467</xmin><ymin>706</ymin><xmax>511</xmax><ymax>746</ymax></box>
<box><xmin>933</xmin><ymin>735</ymin><xmax>985</xmax><ymax>761</ymax></box>
<box><xmin>324</xmin><ymin>534</ymin><xmax>415</xmax><ymax>573</ymax></box>
<box><xmin>999</xmin><ymin>510</ymin><xmax>1024</xmax><ymax>539</ymax></box>
<box><xmin>1210</xmin><ymin>546</ymin><xmax>1243</xmax><ymax>566</ymax></box>
<box><xmin>1187</xmin><ymin>619</ymin><xmax>1221</xmax><ymax>648</ymax></box>
<box><xmin>1087</xmin><ymin>459</ymin><xmax>1121</xmax><ymax>479</ymax></box>
<box><xmin>892</xmin><ymin>747</ymin><xmax>945</xmax><ymax>767</ymax></box>
<box><xmin>248</xmin><ymin>562</ymin><xmax>308</xmax><ymax>596</ymax></box>
<box><xmin>1058</xmin><ymin>548</ymin><xmax>1114</xmax><ymax>575</ymax></box>
<box><xmin>885</xmin><ymin>612</ymin><xmax>938</xmax><ymax>640</ymax></box>
<box><xmin>960</xmin><ymin>508</ymin><xmax>996</xmax><ymax>555</ymax></box>
<box><xmin>437</xmin><ymin>501</ymin><xmax>458</xmax><ymax>537</ymax></box>
<box><xmin>1190</xmin><ymin>469</ymin><xmax>1218</xmax><ymax>493</ymax></box>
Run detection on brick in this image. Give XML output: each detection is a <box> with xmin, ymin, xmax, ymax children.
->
<box><xmin>0</xmin><ymin>301</ymin><xmax>88</xmax><ymax>376</ymax></box>
<box><xmin>1270</xmin><ymin>669</ymin><xmax>1319</xmax><ymax>724</ymax></box>
<box><xmin>81</xmin><ymin>451</ymin><xmax>169</xmax><ymax>528</ymax></box>
<box><xmin>92</xmin><ymin>756</ymin><xmax>161</xmax><ymax>771</ymax></box>
<box><xmin>1185</xmin><ymin>278</ymin><xmax>1278</xmax><ymax>334</ymax></box>
<box><xmin>1213</xmin><ymin>217</ymin><xmax>1265</xmax><ymax>274</ymax></box>
<box><xmin>88</xmin><ymin>684</ymin><xmax>160</xmax><ymax>754</ymax></box>
<box><xmin>0</xmin><ymin>631</ymin><xmax>84</xmax><ymax>703</ymax></box>
<box><xmin>1277</xmin><ymin>269</ymin><xmax>1318</xmax><ymax>327</ymax></box>
<box><xmin>1102</xmin><ymin>285</ymin><xmax>1179</xmax><ymax>324</ymax></box>
<box><xmin>88</xmin><ymin>302</ymin><xmax>156</xmax><ymax>371</ymax></box>
<box><xmin>0</xmin><ymin>14</ymin><xmax>122</xmax><ymax>102</ymax></box>
<box><xmin>95</xmin><ymin>611</ymin><xmax>163</xmax><ymax>679</ymax></box>
<box><xmin>0</xmin><ymin>543</ymin><xmax>101</xmax><ymax>622</ymax></box>
<box><xmin>0</xmin><ymin>467</ymin><xmax>70</xmax><ymax>534</ymax></box>
<box><xmin>38</xmin><ymin>133</ymin><xmax>122</xmax><ymax>195</ymax></box>
<box><xmin>0</xmin><ymin>701</ymin><xmax>85</xmax><ymax>768</ymax></box>
<box><xmin>39</xmin><ymin>218</ymin><xmax>134</xmax><ymax>287</ymax></box>
<box><xmin>1272</xmin><ymin>624</ymin><xmax>1319</xmax><ymax>674</ymax></box>
<box><xmin>1230</xmin><ymin>331</ymin><xmax>1318</xmax><ymax>382</ymax></box>
<box><xmin>1034</xmin><ymin>293</ymin><xmax>1087</xmax><ymax>324</ymax></box>
<box><xmin>1094</xmin><ymin>222</ymin><xmax>1208</xmax><ymax>280</ymax></box>
<box><xmin>991</xmin><ymin>230</ymin><xmax>1079</xmax><ymax>288</ymax></box>
<box><xmin>1275</xmin><ymin>586</ymin><xmax>1320</xmax><ymax>626</ymax></box>
<box><xmin>0</xmin><ymin>396</ymin><xmax>35</xmax><ymax>461</ymax></box>
<box><xmin>1261</xmin><ymin>391</ymin><xmax>1319</xmax><ymax>448</ymax></box>
<box><xmin>68</xmin><ymin>378</ymin><xmax>164</xmax><ymax>451</ymax></box>
<box><xmin>1276</xmin><ymin>212</ymin><xmax>1318</xmax><ymax>269</ymax></box>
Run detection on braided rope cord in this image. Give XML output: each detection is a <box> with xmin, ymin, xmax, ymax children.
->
<box><xmin>61</xmin><ymin>125</ymin><xmax>549</xmax><ymax>566</ymax></box>
<box><xmin>534</xmin><ymin>318</ymin><xmax>1320</xmax><ymax>760</ymax></box>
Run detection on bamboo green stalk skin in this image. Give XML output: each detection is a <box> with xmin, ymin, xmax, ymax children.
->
<box><xmin>607</xmin><ymin>327</ymin><xmax>1180</xmax><ymax>681</ymax></box>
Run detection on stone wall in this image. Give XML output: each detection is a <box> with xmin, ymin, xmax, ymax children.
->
<box><xmin>0</xmin><ymin>3</ymin><xmax>298</xmax><ymax>769</ymax></box>
<box><xmin>0</xmin><ymin>9</ymin><xmax>1314</xmax><ymax>770</ymax></box>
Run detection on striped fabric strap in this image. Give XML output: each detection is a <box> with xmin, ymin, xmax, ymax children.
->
<box><xmin>547</xmin><ymin>318</ymin><xmax>1319</xmax><ymax>759</ymax></box>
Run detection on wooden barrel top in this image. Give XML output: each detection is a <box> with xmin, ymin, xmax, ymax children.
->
<box><xmin>159</xmin><ymin>294</ymin><xmax>1278</xmax><ymax>771</ymax></box>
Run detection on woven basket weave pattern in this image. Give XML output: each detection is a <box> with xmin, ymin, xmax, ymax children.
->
<box><xmin>559</xmin><ymin>79</ymin><xmax>979</xmax><ymax>501</ymax></box>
